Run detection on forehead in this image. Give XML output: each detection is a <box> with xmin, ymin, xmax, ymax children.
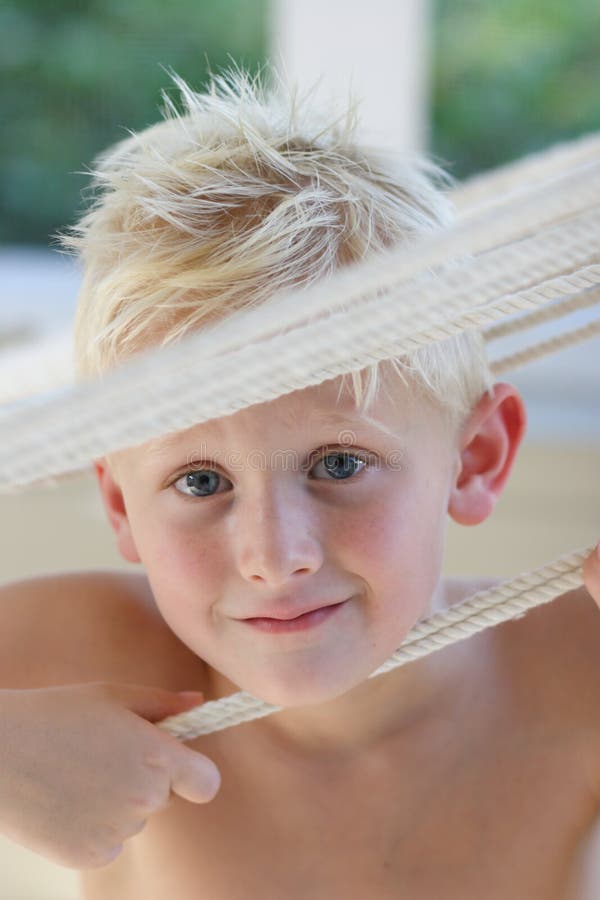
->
<box><xmin>143</xmin><ymin>372</ymin><xmax>441</xmax><ymax>457</ymax></box>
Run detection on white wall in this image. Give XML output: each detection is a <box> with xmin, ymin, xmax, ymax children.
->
<box><xmin>269</xmin><ymin>0</ymin><xmax>431</xmax><ymax>153</ymax></box>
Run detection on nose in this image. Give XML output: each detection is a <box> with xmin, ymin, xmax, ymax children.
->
<box><xmin>232</xmin><ymin>483</ymin><xmax>324</xmax><ymax>586</ymax></box>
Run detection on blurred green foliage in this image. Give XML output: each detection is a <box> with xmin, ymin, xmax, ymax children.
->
<box><xmin>431</xmin><ymin>0</ymin><xmax>600</xmax><ymax>179</ymax></box>
<box><xmin>0</xmin><ymin>0</ymin><xmax>267</xmax><ymax>244</ymax></box>
<box><xmin>2</xmin><ymin>0</ymin><xmax>599</xmax><ymax>243</ymax></box>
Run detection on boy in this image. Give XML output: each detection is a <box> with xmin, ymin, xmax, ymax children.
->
<box><xmin>1</xmin><ymin>71</ymin><xmax>600</xmax><ymax>899</ymax></box>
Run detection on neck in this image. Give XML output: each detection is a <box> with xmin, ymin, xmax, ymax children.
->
<box><xmin>203</xmin><ymin>581</ymin><xmax>464</xmax><ymax>758</ymax></box>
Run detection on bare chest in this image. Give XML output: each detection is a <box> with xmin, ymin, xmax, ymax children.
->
<box><xmin>80</xmin><ymin>709</ymin><xmax>598</xmax><ymax>900</ymax></box>
<box><xmin>79</xmin><ymin>585</ymin><xmax>600</xmax><ymax>900</ymax></box>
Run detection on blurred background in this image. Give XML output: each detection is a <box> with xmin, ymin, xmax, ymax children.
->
<box><xmin>1</xmin><ymin>1</ymin><xmax>599</xmax><ymax>896</ymax></box>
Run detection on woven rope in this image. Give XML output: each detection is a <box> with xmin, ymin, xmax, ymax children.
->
<box><xmin>452</xmin><ymin>132</ymin><xmax>600</xmax><ymax>215</ymax></box>
<box><xmin>2</xmin><ymin>134</ymin><xmax>599</xmax><ymax>419</ymax></box>
<box><xmin>1</xmin><ymin>206</ymin><xmax>599</xmax><ymax>489</ymax></box>
<box><xmin>483</xmin><ymin>284</ymin><xmax>600</xmax><ymax>341</ymax></box>
<box><xmin>0</xmin><ymin>148</ymin><xmax>600</xmax><ymax>472</ymax></box>
<box><xmin>157</xmin><ymin>547</ymin><xmax>589</xmax><ymax>740</ymax></box>
<box><xmin>4</xmin><ymin>143</ymin><xmax>598</xmax><ymax>413</ymax></box>
<box><xmin>0</xmin><ymin>330</ymin><xmax>74</xmax><ymax>404</ymax></box>
<box><xmin>491</xmin><ymin>316</ymin><xmax>600</xmax><ymax>375</ymax></box>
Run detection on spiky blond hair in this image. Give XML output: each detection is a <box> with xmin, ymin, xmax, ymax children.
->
<box><xmin>62</xmin><ymin>67</ymin><xmax>491</xmax><ymax>421</ymax></box>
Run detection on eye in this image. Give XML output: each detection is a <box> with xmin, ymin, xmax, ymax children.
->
<box><xmin>173</xmin><ymin>468</ymin><xmax>230</xmax><ymax>498</ymax></box>
<box><xmin>171</xmin><ymin>448</ymin><xmax>372</xmax><ymax>499</ymax></box>
<box><xmin>309</xmin><ymin>450</ymin><xmax>370</xmax><ymax>482</ymax></box>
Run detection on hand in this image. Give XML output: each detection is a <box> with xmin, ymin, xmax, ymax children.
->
<box><xmin>583</xmin><ymin>543</ymin><xmax>600</xmax><ymax>609</ymax></box>
<box><xmin>0</xmin><ymin>682</ymin><xmax>220</xmax><ymax>870</ymax></box>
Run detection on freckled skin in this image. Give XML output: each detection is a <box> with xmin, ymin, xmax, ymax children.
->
<box><xmin>105</xmin><ymin>376</ymin><xmax>460</xmax><ymax>709</ymax></box>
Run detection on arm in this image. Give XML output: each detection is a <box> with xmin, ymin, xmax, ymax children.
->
<box><xmin>0</xmin><ymin>571</ymin><xmax>219</xmax><ymax>869</ymax></box>
<box><xmin>0</xmin><ymin>569</ymin><xmax>160</xmax><ymax>688</ymax></box>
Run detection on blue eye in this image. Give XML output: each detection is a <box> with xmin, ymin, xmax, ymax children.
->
<box><xmin>174</xmin><ymin>469</ymin><xmax>229</xmax><ymax>498</ymax></box>
<box><xmin>310</xmin><ymin>451</ymin><xmax>367</xmax><ymax>481</ymax></box>
<box><xmin>172</xmin><ymin>450</ymin><xmax>369</xmax><ymax>498</ymax></box>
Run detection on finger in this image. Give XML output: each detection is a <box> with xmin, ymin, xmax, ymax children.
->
<box><xmin>122</xmin><ymin>818</ymin><xmax>147</xmax><ymax>840</ymax></box>
<box><xmin>168</xmin><ymin>746</ymin><xmax>221</xmax><ymax>804</ymax></box>
<box><xmin>101</xmin><ymin>684</ymin><xmax>205</xmax><ymax>724</ymax></box>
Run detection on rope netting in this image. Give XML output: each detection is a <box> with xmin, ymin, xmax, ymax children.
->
<box><xmin>1</xmin><ymin>132</ymin><xmax>598</xmax><ymax>739</ymax></box>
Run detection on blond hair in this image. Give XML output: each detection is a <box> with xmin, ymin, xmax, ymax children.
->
<box><xmin>62</xmin><ymin>67</ymin><xmax>492</xmax><ymax>422</ymax></box>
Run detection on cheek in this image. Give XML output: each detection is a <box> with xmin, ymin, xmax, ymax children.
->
<box><xmin>380</xmin><ymin>468</ymin><xmax>447</xmax><ymax>539</ymax></box>
<box><xmin>140</xmin><ymin>526</ymin><xmax>231</xmax><ymax>653</ymax></box>
<box><xmin>130</xmin><ymin>507</ymin><xmax>229</xmax><ymax>603</ymax></box>
<box><xmin>355</xmin><ymin>473</ymin><xmax>449</xmax><ymax>596</ymax></box>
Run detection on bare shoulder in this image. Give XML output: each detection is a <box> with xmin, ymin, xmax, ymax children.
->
<box><xmin>0</xmin><ymin>569</ymin><xmax>203</xmax><ymax>690</ymax></box>
<box><xmin>443</xmin><ymin>574</ymin><xmax>600</xmax><ymax>676</ymax></box>
<box><xmin>500</xmin><ymin>582</ymin><xmax>600</xmax><ymax>707</ymax></box>
<box><xmin>449</xmin><ymin>575</ymin><xmax>600</xmax><ymax>795</ymax></box>
<box><xmin>506</xmin><ymin>582</ymin><xmax>600</xmax><ymax>812</ymax></box>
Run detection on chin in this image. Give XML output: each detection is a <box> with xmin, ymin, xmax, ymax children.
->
<box><xmin>244</xmin><ymin>670</ymin><xmax>364</xmax><ymax>709</ymax></box>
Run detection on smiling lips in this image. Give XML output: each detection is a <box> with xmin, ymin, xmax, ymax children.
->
<box><xmin>240</xmin><ymin>599</ymin><xmax>349</xmax><ymax>633</ymax></box>
<box><xmin>242</xmin><ymin>598</ymin><xmax>348</xmax><ymax>621</ymax></box>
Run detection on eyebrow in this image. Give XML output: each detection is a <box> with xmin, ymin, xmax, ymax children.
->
<box><xmin>278</xmin><ymin>408</ymin><xmax>400</xmax><ymax>440</ymax></box>
<box><xmin>146</xmin><ymin>408</ymin><xmax>400</xmax><ymax>458</ymax></box>
<box><xmin>146</xmin><ymin>430</ymin><xmax>196</xmax><ymax>457</ymax></box>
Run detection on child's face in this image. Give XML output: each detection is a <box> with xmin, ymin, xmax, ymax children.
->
<box><xmin>104</xmin><ymin>375</ymin><xmax>463</xmax><ymax>707</ymax></box>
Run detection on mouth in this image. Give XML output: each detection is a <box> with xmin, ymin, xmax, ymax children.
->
<box><xmin>243</xmin><ymin>600</ymin><xmax>346</xmax><ymax>621</ymax></box>
<box><xmin>240</xmin><ymin>599</ymin><xmax>349</xmax><ymax>634</ymax></box>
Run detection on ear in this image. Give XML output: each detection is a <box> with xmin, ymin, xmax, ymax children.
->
<box><xmin>448</xmin><ymin>383</ymin><xmax>527</xmax><ymax>526</ymax></box>
<box><xmin>94</xmin><ymin>459</ymin><xmax>141</xmax><ymax>563</ymax></box>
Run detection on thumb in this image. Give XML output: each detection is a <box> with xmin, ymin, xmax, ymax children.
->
<box><xmin>102</xmin><ymin>683</ymin><xmax>205</xmax><ymax>724</ymax></box>
<box><xmin>108</xmin><ymin>684</ymin><xmax>221</xmax><ymax>802</ymax></box>
<box><xmin>168</xmin><ymin>743</ymin><xmax>221</xmax><ymax>804</ymax></box>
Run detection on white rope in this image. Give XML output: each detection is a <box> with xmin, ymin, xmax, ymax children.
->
<box><xmin>0</xmin><ymin>330</ymin><xmax>74</xmax><ymax>404</ymax></box>
<box><xmin>452</xmin><ymin>132</ymin><xmax>600</xmax><ymax>216</ymax></box>
<box><xmin>1</xmin><ymin>204</ymin><xmax>599</xmax><ymax>489</ymax></box>
<box><xmin>2</xmin><ymin>132</ymin><xmax>599</xmax><ymax>417</ymax></box>
<box><xmin>491</xmin><ymin>316</ymin><xmax>600</xmax><ymax>375</ymax></box>
<box><xmin>157</xmin><ymin>546</ymin><xmax>589</xmax><ymax>740</ymax></box>
<box><xmin>483</xmin><ymin>285</ymin><xmax>600</xmax><ymax>341</ymax></box>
